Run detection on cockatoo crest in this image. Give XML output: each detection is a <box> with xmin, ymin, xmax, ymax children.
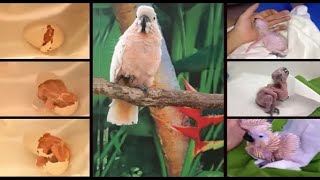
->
<box><xmin>239</xmin><ymin>119</ymin><xmax>271</xmax><ymax>131</ymax></box>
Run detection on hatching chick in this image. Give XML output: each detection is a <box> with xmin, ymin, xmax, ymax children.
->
<box><xmin>255</xmin><ymin>67</ymin><xmax>289</xmax><ymax>115</ymax></box>
<box><xmin>239</xmin><ymin>119</ymin><xmax>300</xmax><ymax>168</ymax></box>
<box><xmin>246</xmin><ymin>18</ymin><xmax>288</xmax><ymax>57</ymax></box>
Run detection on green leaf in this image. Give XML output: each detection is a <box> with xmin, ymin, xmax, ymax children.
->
<box><xmin>196</xmin><ymin>171</ymin><xmax>224</xmax><ymax>177</ymax></box>
<box><xmin>93</xmin><ymin>3</ymin><xmax>112</xmax><ymax>9</ymax></box>
<box><xmin>125</xmin><ymin>109</ymin><xmax>154</xmax><ymax>137</ymax></box>
<box><xmin>172</xmin><ymin>47</ymin><xmax>211</xmax><ymax>74</ymax></box>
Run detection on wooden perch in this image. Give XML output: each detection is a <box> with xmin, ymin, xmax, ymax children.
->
<box><xmin>93</xmin><ymin>78</ymin><xmax>224</xmax><ymax>110</ymax></box>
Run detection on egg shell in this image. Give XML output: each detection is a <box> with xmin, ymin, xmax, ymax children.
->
<box><xmin>37</xmin><ymin>148</ymin><xmax>54</xmax><ymax>158</ymax></box>
<box><xmin>53</xmin><ymin>100</ymin><xmax>79</xmax><ymax>116</ymax></box>
<box><xmin>42</xmin><ymin>160</ymin><xmax>69</xmax><ymax>175</ymax></box>
<box><xmin>34</xmin><ymin>72</ymin><xmax>79</xmax><ymax>115</ymax></box>
<box><xmin>23</xmin><ymin>131</ymin><xmax>45</xmax><ymax>156</ymax></box>
<box><xmin>23</xmin><ymin>23</ymin><xmax>64</xmax><ymax>53</ymax></box>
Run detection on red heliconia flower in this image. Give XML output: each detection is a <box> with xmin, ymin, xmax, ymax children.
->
<box><xmin>172</xmin><ymin>125</ymin><xmax>200</xmax><ymax>141</ymax></box>
<box><xmin>182</xmin><ymin>78</ymin><xmax>197</xmax><ymax>92</ymax></box>
<box><xmin>172</xmin><ymin>78</ymin><xmax>224</xmax><ymax>156</ymax></box>
<box><xmin>194</xmin><ymin>140</ymin><xmax>209</xmax><ymax>155</ymax></box>
<box><xmin>176</xmin><ymin>107</ymin><xmax>201</xmax><ymax>120</ymax></box>
<box><xmin>198</xmin><ymin>115</ymin><xmax>224</xmax><ymax>128</ymax></box>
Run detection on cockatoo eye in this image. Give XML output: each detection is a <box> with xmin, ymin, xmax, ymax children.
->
<box><xmin>259</xmin><ymin>135</ymin><xmax>263</xmax><ymax>138</ymax></box>
<box><xmin>153</xmin><ymin>17</ymin><xmax>156</xmax><ymax>20</ymax></box>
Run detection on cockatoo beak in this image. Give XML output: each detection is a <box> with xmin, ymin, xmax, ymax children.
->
<box><xmin>243</xmin><ymin>132</ymin><xmax>255</xmax><ymax>142</ymax></box>
<box><xmin>140</xmin><ymin>15</ymin><xmax>150</xmax><ymax>33</ymax></box>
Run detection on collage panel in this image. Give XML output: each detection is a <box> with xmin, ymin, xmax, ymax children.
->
<box><xmin>0</xmin><ymin>62</ymin><xmax>89</xmax><ymax>116</ymax></box>
<box><xmin>93</xmin><ymin>3</ymin><xmax>224</xmax><ymax>177</ymax></box>
<box><xmin>0</xmin><ymin>119</ymin><xmax>89</xmax><ymax>176</ymax></box>
<box><xmin>227</xmin><ymin>118</ymin><xmax>320</xmax><ymax>177</ymax></box>
<box><xmin>0</xmin><ymin>2</ymin><xmax>91</xmax><ymax>178</ymax></box>
<box><xmin>226</xmin><ymin>2</ymin><xmax>320</xmax><ymax>178</ymax></box>
<box><xmin>227</xmin><ymin>61</ymin><xmax>320</xmax><ymax>117</ymax></box>
<box><xmin>0</xmin><ymin>3</ymin><xmax>90</xmax><ymax>59</ymax></box>
<box><xmin>227</xmin><ymin>3</ymin><xmax>320</xmax><ymax>59</ymax></box>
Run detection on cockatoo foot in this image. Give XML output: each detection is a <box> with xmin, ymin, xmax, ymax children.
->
<box><xmin>136</xmin><ymin>85</ymin><xmax>148</xmax><ymax>95</ymax></box>
<box><xmin>270</xmin><ymin>52</ymin><xmax>287</xmax><ymax>58</ymax></box>
<box><xmin>268</xmin><ymin>107</ymin><xmax>279</xmax><ymax>116</ymax></box>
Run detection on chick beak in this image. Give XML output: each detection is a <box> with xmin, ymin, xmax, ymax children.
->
<box><xmin>140</xmin><ymin>15</ymin><xmax>150</xmax><ymax>33</ymax></box>
<box><xmin>243</xmin><ymin>132</ymin><xmax>255</xmax><ymax>142</ymax></box>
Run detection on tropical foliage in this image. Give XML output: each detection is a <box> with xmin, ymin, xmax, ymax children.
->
<box><xmin>93</xmin><ymin>3</ymin><xmax>224</xmax><ymax>177</ymax></box>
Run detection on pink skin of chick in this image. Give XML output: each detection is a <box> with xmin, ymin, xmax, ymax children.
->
<box><xmin>255</xmin><ymin>67</ymin><xmax>289</xmax><ymax>115</ymax></box>
<box><xmin>246</xmin><ymin>18</ymin><xmax>288</xmax><ymax>57</ymax></box>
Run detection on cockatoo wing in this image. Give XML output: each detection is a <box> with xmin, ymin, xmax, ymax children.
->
<box><xmin>107</xmin><ymin>32</ymin><xmax>139</xmax><ymax>125</ymax></box>
<box><xmin>265</xmin><ymin>133</ymin><xmax>281</xmax><ymax>153</ymax></box>
<box><xmin>110</xmin><ymin>34</ymin><xmax>126</xmax><ymax>83</ymax></box>
<box><xmin>275</xmin><ymin>133</ymin><xmax>300</xmax><ymax>160</ymax></box>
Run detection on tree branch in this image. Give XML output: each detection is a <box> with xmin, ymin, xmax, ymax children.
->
<box><xmin>93</xmin><ymin>78</ymin><xmax>224</xmax><ymax>110</ymax></box>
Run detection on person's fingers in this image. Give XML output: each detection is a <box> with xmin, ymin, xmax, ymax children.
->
<box><xmin>270</xmin><ymin>25</ymin><xmax>288</xmax><ymax>32</ymax></box>
<box><xmin>264</xmin><ymin>10</ymin><xmax>290</xmax><ymax>22</ymax></box>
<box><xmin>241</xmin><ymin>3</ymin><xmax>260</xmax><ymax>18</ymax></box>
<box><xmin>252</xmin><ymin>14</ymin><xmax>264</xmax><ymax>20</ymax></box>
<box><xmin>268</xmin><ymin>16</ymin><xmax>291</xmax><ymax>27</ymax></box>
<box><xmin>257</xmin><ymin>9</ymin><xmax>275</xmax><ymax>18</ymax></box>
<box><xmin>270</xmin><ymin>9</ymin><xmax>278</xmax><ymax>15</ymax></box>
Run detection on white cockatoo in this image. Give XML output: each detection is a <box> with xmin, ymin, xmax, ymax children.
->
<box><xmin>239</xmin><ymin>119</ymin><xmax>300</xmax><ymax>169</ymax></box>
<box><xmin>107</xmin><ymin>5</ymin><xmax>162</xmax><ymax>125</ymax></box>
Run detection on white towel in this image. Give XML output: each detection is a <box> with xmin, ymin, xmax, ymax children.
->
<box><xmin>228</xmin><ymin>5</ymin><xmax>320</xmax><ymax>59</ymax></box>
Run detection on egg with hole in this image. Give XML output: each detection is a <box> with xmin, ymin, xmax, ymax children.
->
<box><xmin>36</xmin><ymin>73</ymin><xmax>79</xmax><ymax>115</ymax></box>
<box><xmin>36</xmin><ymin>133</ymin><xmax>70</xmax><ymax>175</ymax></box>
<box><xmin>23</xmin><ymin>23</ymin><xmax>64</xmax><ymax>53</ymax></box>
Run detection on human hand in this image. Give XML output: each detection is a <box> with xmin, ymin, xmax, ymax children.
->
<box><xmin>234</xmin><ymin>3</ymin><xmax>290</xmax><ymax>44</ymax></box>
<box><xmin>227</xmin><ymin>3</ymin><xmax>291</xmax><ymax>55</ymax></box>
<box><xmin>227</xmin><ymin>119</ymin><xmax>246</xmax><ymax>151</ymax></box>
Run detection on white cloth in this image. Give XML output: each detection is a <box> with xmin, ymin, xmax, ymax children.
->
<box><xmin>0</xmin><ymin>119</ymin><xmax>89</xmax><ymax>176</ymax></box>
<box><xmin>228</xmin><ymin>5</ymin><xmax>320</xmax><ymax>59</ymax></box>
<box><xmin>0</xmin><ymin>3</ymin><xmax>89</xmax><ymax>59</ymax></box>
<box><xmin>261</xmin><ymin>120</ymin><xmax>320</xmax><ymax>170</ymax></box>
<box><xmin>0</xmin><ymin>62</ymin><xmax>89</xmax><ymax>116</ymax></box>
<box><xmin>227</xmin><ymin>72</ymin><xmax>320</xmax><ymax>116</ymax></box>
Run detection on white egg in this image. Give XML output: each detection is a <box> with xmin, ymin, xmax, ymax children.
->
<box><xmin>23</xmin><ymin>132</ymin><xmax>70</xmax><ymax>175</ymax></box>
<box><xmin>23</xmin><ymin>23</ymin><xmax>64</xmax><ymax>53</ymax></box>
<box><xmin>53</xmin><ymin>100</ymin><xmax>79</xmax><ymax>116</ymax></box>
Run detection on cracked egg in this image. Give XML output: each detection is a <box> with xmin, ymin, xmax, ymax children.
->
<box><xmin>34</xmin><ymin>72</ymin><xmax>79</xmax><ymax>116</ymax></box>
<box><xmin>23</xmin><ymin>132</ymin><xmax>70</xmax><ymax>175</ymax></box>
<box><xmin>23</xmin><ymin>23</ymin><xmax>64</xmax><ymax>53</ymax></box>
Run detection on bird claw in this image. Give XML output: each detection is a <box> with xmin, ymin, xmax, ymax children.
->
<box><xmin>268</xmin><ymin>108</ymin><xmax>279</xmax><ymax>116</ymax></box>
<box><xmin>273</xmin><ymin>108</ymin><xmax>280</xmax><ymax>114</ymax></box>
<box><xmin>136</xmin><ymin>85</ymin><xmax>148</xmax><ymax>95</ymax></box>
<box><xmin>270</xmin><ymin>52</ymin><xmax>287</xmax><ymax>58</ymax></box>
